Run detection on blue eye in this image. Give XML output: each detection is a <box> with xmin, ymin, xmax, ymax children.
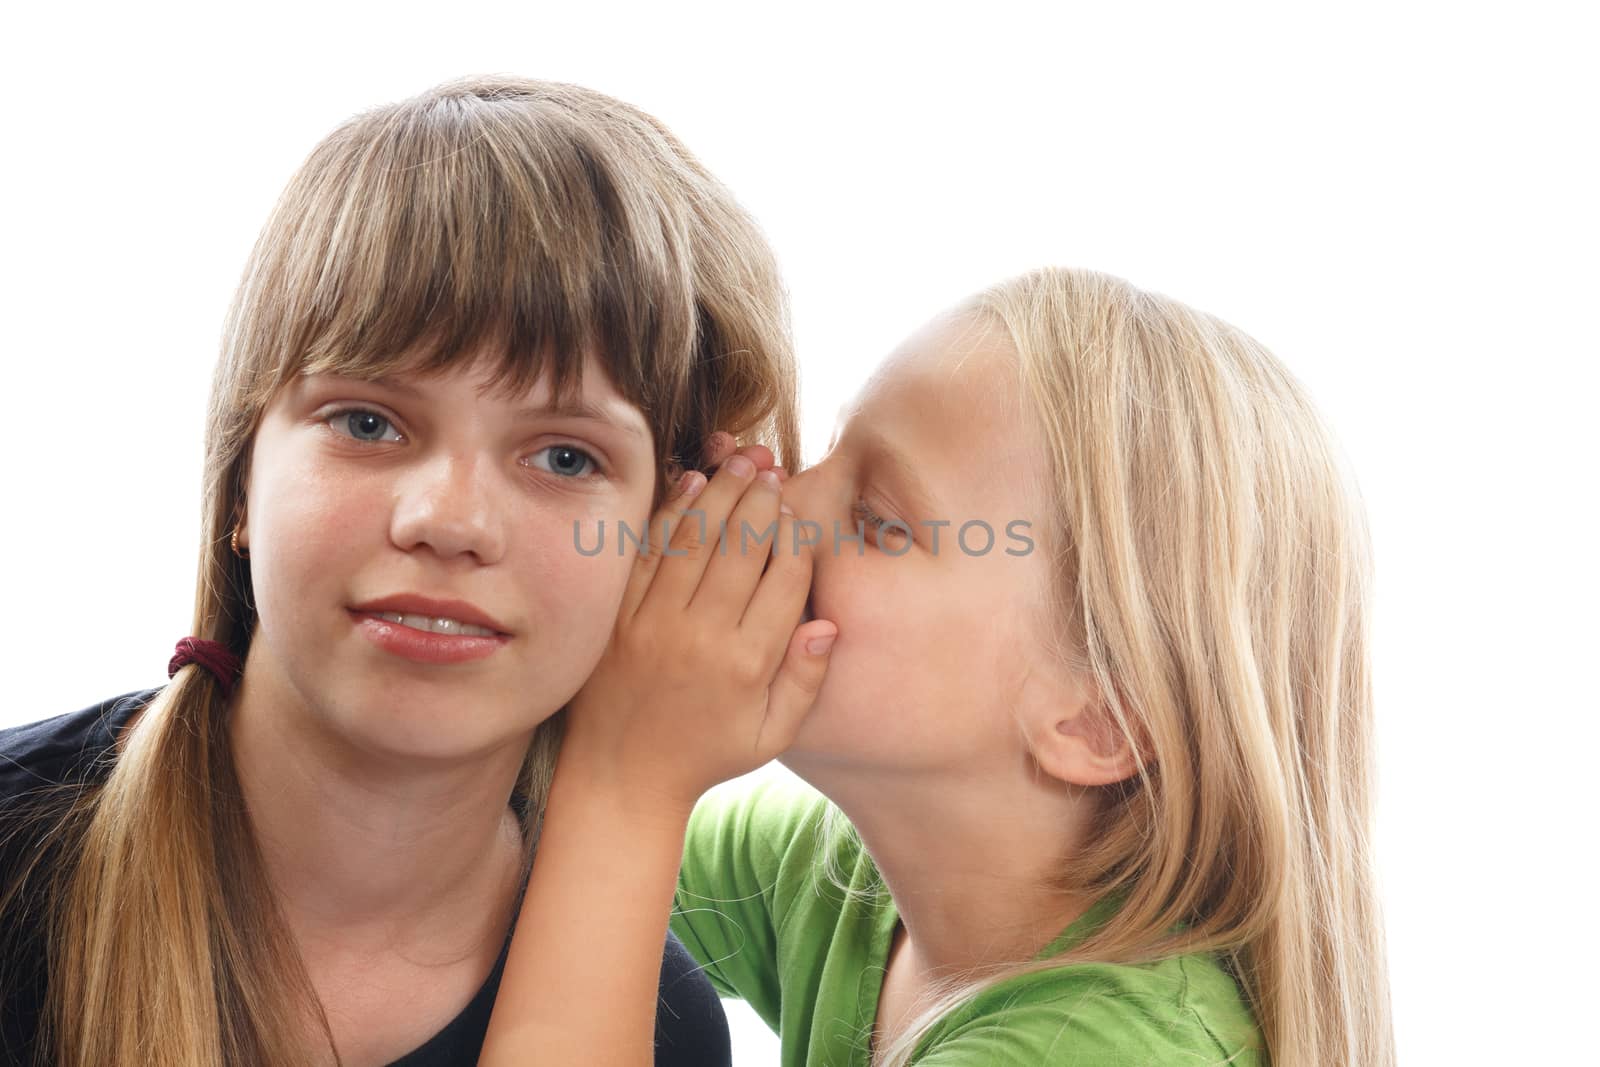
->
<box><xmin>321</xmin><ymin>407</ymin><xmax>603</xmax><ymax>481</ymax></box>
<box><xmin>327</xmin><ymin>408</ymin><xmax>403</xmax><ymax>443</ymax></box>
<box><xmin>528</xmin><ymin>445</ymin><xmax>603</xmax><ymax>479</ymax></box>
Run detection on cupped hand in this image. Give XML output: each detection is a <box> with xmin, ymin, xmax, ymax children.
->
<box><xmin>561</xmin><ymin>431</ymin><xmax>834</xmax><ymax>816</ymax></box>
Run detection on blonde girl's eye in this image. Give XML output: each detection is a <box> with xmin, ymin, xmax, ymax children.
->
<box><xmin>326</xmin><ymin>407</ymin><xmax>403</xmax><ymax>443</ymax></box>
<box><xmin>526</xmin><ymin>444</ymin><xmax>605</xmax><ymax>480</ymax></box>
<box><xmin>852</xmin><ymin>497</ymin><xmax>889</xmax><ymax>531</ymax></box>
<box><xmin>852</xmin><ymin>497</ymin><xmax>910</xmax><ymax>547</ymax></box>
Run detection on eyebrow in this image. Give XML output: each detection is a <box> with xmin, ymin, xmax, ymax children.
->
<box><xmin>352</xmin><ymin>373</ymin><xmax>647</xmax><ymax>440</ymax></box>
<box><xmin>510</xmin><ymin>399</ymin><xmax>648</xmax><ymax>440</ymax></box>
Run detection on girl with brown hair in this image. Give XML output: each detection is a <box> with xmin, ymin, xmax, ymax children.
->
<box><xmin>0</xmin><ymin>74</ymin><xmax>811</xmax><ymax>1066</ymax></box>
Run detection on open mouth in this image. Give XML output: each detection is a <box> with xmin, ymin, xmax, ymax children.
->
<box><xmin>348</xmin><ymin>610</ymin><xmax>510</xmax><ymax>666</ymax></box>
<box><xmin>347</xmin><ymin>594</ymin><xmax>512</xmax><ymax>638</ymax></box>
<box><xmin>360</xmin><ymin>610</ymin><xmax>503</xmax><ymax>639</ymax></box>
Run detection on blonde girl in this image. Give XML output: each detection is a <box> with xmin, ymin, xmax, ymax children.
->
<box><xmin>482</xmin><ymin>267</ymin><xmax>1393</xmax><ymax>1066</ymax></box>
<box><xmin>0</xmin><ymin>75</ymin><xmax>806</xmax><ymax>1067</ymax></box>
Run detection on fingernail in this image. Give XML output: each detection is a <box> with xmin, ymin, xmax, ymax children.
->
<box><xmin>725</xmin><ymin>455</ymin><xmax>756</xmax><ymax>479</ymax></box>
<box><xmin>780</xmin><ymin>502</ymin><xmax>794</xmax><ymax>515</ymax></box>
<box><xmin>678</xmin><ymin>471</ymin><xmax>706</xmax><ymax>497</ymax></box>
<box><xmin>806</xmin><ymin>633</ymin><xmax>836</xmax><ymax>656</ymax></box>
<box><xmin>757</xmin><ymin>470</ymin><xmax>781</xmax><ymax>489</ymax></box>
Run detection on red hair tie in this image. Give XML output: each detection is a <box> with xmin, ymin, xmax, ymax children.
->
<box><xmin>167</xmin><ymin>637</ymin><xmax>243</xmax><ymax>699</ymax></box>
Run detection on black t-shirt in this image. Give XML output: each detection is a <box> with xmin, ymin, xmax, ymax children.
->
<box><xmin>0</xmin><ymin>689</ymin><xmax>730</xmax><ymax>1066</ymax></box>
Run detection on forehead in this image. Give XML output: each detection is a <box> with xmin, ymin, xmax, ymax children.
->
<box><xmin>841</xmin><ymin>312</ymin><xmax>1043</xmax><ymax>514</ymax></box>
<box><xmin>871</xmin><ymin>313</ymin><xmax>1016</xmax><ymax>408</ymax></box>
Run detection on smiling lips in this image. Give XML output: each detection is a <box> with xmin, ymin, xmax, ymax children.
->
<box><xmin>347</xmin><ymin>593</ymin><xmax>512</xmax><ymax>664</ymax></box>
<box><xmin>367</xmin><ymin>611</ymin><xmax>499</xmax><ymax>637</ymax></box>
<box><xmin>349</xmin><ymin>594</ymin><xmax>510</xmax><ymax>633</ymax></box>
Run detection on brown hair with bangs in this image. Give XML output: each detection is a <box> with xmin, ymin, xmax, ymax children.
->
<box><xmin>0</xmin><ymin>75</ymin><xmax>797</xmax><ymax>1067</ymax></box>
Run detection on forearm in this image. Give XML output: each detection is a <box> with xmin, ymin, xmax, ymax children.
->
<box><xmin>477</xmin><ymin>745</ymin><xmax>693</xmax><ymax>1067</ymax></box>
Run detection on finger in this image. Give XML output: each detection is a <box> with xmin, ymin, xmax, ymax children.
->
<box><xmin>739</xmin><ymin>510</ymin><xmax>817</xmax><ymax>646</ymax></box>
<box><xmin>753</xmin><ymin>621</ymin><xmax>838</xmax><ymax>759</ymax></box>
<box><xmin>702</xmin><ymin>434</ymin><xmax>776</xmax><ymax>477</ymax></box>
<box><xmin>733</xmin><ymin>444</ymin><xmax>776</xmax><ymax>472</ymax></box>
<box><xmin>705</xmin><ymin>446</ymin><xmax>776</xmax><ymax>476</ymax></box>
<box><xmin>647</xmin><ymin>453</ymin><xmax>763</xmax><ymax>611</ymax></box>
<box><xmin>618</xmin><ymin>469</ymin><xmax>707</xmax><ymax>621</ymax></box>
<box><xmin>690</xmin><ymin>469</ymin><xmax>783</xmax><ymax>625</ymax></box>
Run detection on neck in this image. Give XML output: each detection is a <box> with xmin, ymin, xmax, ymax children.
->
<box><xmin>227</xmin><ymin>652</ymin><xmax>529</xmax><ymax>963</ymax></box>
<box><xmin>785</xmin><ymin>755</ymin><xmax>1102</xmax><ymax>982</ymax></box>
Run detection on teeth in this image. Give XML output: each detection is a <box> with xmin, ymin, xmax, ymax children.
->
<box><xmin>374</xmin><ymin>611</ymin><xmax>498</xmax><ymax>638</ymax></box>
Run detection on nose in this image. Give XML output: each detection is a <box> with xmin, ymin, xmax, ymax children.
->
<box><xmin>780</xmin><ymin>462</ymin><xmax>819</xmax><ymax>520</ymax></box>
<box><xmin>781</xmin><ymin>464</ymin><xmax>837</xmax><ymax>624</ymax></box>
<box><xmin>389</xmin><ymin>450</ymin><xmax>508</xmax><ymax>565</ymax></box>
<box><xmin>780</xmin><ymin>463</ymin><xmax>833</xmax><ymax>559</ymax></box>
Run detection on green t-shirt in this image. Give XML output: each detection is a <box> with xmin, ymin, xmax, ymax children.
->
<box><xmin>670</xmin><ymin>780</ymin><xmax>1265</xmax><ymax>1066</ymax></box>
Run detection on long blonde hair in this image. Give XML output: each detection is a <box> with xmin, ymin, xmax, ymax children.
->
<box><xmin>870</xmin><ymin>268</ymin><xmax>1392</xmax><ymax>1066</ymax></box>
<box><xmin>0</xmin><ymin>75</ymin><xmax>798</xmax><ymax>1067</ymax></box>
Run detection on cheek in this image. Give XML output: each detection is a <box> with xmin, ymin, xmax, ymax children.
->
<box><xmin>803</xmin><ymin>557</ymin><xmax>958</xmax><ymax>729</ymax></box>
<box><xmin>798</xmin><ymin>555</ymin><xmax>1026</xmax><ymax>761</ymax></box>
<box><xmin>247</xmin><ymin>455</ymin><xmax>386</xmax><ymax>630</ymax></box>
<box><xmin>500</xmin><ymin>487</ymin><xmax>656</xmax><ymax>704</ymax></box>
<box><xmin>516</xmin><ymin>511</ymin><xmax>636</xmax><ymax>672</ymax></box>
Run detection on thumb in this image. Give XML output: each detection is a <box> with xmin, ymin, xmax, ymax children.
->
<box><xmin>758</xmin><ymin>621</ymin><xmax>837</xmax><ymax>755</ymax></box>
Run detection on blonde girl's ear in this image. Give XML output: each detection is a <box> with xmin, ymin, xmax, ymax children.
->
<box><xmin>1023</xmin><ymin>694</ymin><xmax>1145</xmax><ymax>788</ymax></box>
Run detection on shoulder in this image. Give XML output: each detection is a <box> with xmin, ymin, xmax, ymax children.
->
<box><xmin>0</xmin><ymin>688</ymin><xmax>160</xmax><ymax>802</ymax></box>
<box><xmin>913</xmin><ymin>953</ymin><xmax>1264</xmax><ymax>1065</ymax></box>
<box><xmin>1</xmin><ymin>686</ymin><xmax>160</xmax><ymax>894</ymax></box>
<box><xmin>687</xmin><ymin>776</ymin><xmax>840</xmax><ymax>867</ymax></box>
<box><xmin>673</xmin><ymin>778</ymin><xmax>883</xmax><ymax>1033</ymax></box>
<box><xmin>682</xmin><ymin>776</ymin><xmax>857</xmax><ymax>909</ymax></box>
<box><xmin>0</xmin><ymin>689</ymin><xmax>157</xmax><ymax>1067</ymax></box>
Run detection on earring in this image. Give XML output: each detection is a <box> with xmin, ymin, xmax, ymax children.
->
<box><xmin>231</xmin><ymin>524</ymin><xmax>250</xmax><ymax>559</ymax></box>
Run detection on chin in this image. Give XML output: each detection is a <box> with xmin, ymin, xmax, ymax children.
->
<box><xmin>333</xmin><ymin>676</ymin><xmax>497</xmax><ymax>737</ymax></box>
<box><xmin>376</xmin><ymin>712</ymin><xmax>527</xmax><ymax>764</ymax></box>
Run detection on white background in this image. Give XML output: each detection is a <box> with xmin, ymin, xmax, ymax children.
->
<box><xmin>2</xmin><ymin>2</ymin><xmax>1595</xmax><ymax>1063</ymax></box>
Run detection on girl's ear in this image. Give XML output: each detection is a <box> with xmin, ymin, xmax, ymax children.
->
<box><xmin>1022</xmin><ymin>696</ymin><xmax>1143</xmax><ymax>787</ymax></box>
